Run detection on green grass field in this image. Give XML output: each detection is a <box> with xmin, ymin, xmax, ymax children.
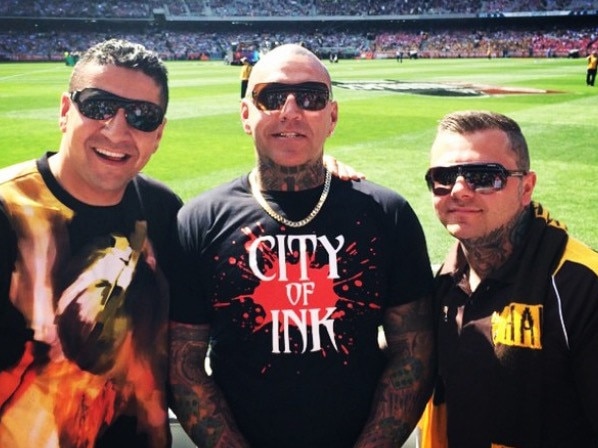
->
<box><xmin>1</xmin><ymin>56</ymin><xmax>596</xmax><ymax>263</ymax></box>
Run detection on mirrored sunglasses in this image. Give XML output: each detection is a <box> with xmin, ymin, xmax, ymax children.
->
<box><xmin>69</xmin><ymin>88</ymin><xmax>165</xmax><ymax>132</ymax></box>
<box><xmin>251</xmin><ymin>82</ymin><xmax>331</xmax><ymax>111</ymax></box>
<box><xmin>425</xmin><ymin>163</ymin><xmax>527</xmax><ymax>196</ymax></box>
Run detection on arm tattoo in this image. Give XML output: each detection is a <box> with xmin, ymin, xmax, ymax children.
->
<box><xmin>355</xmin><ymin>298</ymin><xmax>435</xmax><ymax>447</ymax></box>
<box><xmin>169</xmin><ymin>322</ymin><xmax>249</xmax><ymax>448</ymax></box>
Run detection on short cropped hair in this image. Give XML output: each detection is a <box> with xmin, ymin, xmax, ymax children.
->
<box><xmin>437</xmin><ymin>110</ymin><xmax>530</xmax><ymax>171</ymax></box>
<box><xmin>69</xmin><ymin>39</ymin><xmax>169</xmax><ymax>113</ymax></box>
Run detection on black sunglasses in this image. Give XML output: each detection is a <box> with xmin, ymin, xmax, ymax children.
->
<box><xmin>425</xmin><ymin>163</ymin><xmax>527</xmax><ymax>196</ymax></box>
<box><xmin>251</xmin><ymin>82</ymin><xmax>331</xmax><ymax>111</ymax></box>
<box><xmin>69</xmin><ymin>88</ymin><xmax>165</xmax><ymax>132</ymax></box>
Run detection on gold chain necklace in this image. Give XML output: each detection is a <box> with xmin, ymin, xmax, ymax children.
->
<box><xmin>249</xmin><ymin>168</ymin><xmax>331</xmax><ymax>228</ymax></box>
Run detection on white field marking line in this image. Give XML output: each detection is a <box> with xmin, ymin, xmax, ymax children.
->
<box><xmin>0</xmin><ymin>66</ymin><xmax>65</xmax><ymax>82</ymax></box>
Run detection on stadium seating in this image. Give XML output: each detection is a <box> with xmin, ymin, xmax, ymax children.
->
<box><xmin>1</xmin><ymin>0</ymin><xmax>597</xmax><ymax>18</ymax></box>
<box><xmin>0</xmin><ymin>0</ymin><xmax>596</xmax><ymax>61</ymax></box>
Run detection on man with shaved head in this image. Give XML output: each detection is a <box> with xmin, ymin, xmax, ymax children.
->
<box><xmin>168</xmin><ymin>43</ymin><xmax>435</xmax><ymax>447</ymax></box>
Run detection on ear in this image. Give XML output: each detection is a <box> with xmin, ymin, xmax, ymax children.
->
<box><xmin>327</xmin><ymin>100</ymin><xmax>339</xmax><ymax>137</ymax></box>
<box><xmin>152</xmin><ymin>117</ymin><xmax>167</xmax><ymax>154</ymax></box>
<box><xmin>59</xmin><ymin>93</ymin><xmax>70</xmax><ymax>133</ymax></box>
<box><xmin>240</xmin><ymin>99</ymin><xmax>252</xmax><ymax>135</ymax></box>
<box><xmin>521</xmin><ymin>170</ymin><xmax>537</xmax><ymax>206</ymax></box>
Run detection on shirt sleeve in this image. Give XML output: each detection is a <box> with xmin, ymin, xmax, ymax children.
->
<box><xmin>387</xmin><ymin>200</ymin><xmax>435</xmax><ymax>307</ymax></box>
<box><xmin>0</xmin><ymin>200</ymin><xmax>31</xmax><ymax>370</ymax></box>
<box><xmin>168</xmin><ymin>203</ymin><xmax>213</xmax><ymax>325</ymax></box>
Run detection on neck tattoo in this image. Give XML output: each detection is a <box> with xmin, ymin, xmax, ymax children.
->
<box><xmin>249</xmin><ymin>168</ymin><xmax>331</xmax><ymax>228</ymax></box>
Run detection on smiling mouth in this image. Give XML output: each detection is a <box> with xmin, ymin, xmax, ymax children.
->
<box><xmin>94</xmin><ymin>147</ymin><xmax>130</xmax><ymax>162</ymax></box>
<box><xmin>449</xmin><ymin>208</ymin><xmax>482</xmax><ymax>219</ymax></box>
<box><xmin>274</xmin><ymin>132</ymin><xmax>304</xmax><ymax>138</ymax></box>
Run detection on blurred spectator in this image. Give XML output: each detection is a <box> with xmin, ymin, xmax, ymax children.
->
<box><xmin>1</xmin><ymin>0</ymin><xmax>597</xmax><ymax>18</ymax></box>
<box><xmin>1</xmin><ymin>27</ymin><xmax>596</xmax><ymax>61</ymax></box>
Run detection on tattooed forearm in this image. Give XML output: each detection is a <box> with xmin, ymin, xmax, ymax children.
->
<box><xmin>354</xmin><ymin>299</ymin><xmax>435</xmax><ymax>447</ymax></box>
<box><xmin>169</xmin><ymin>322</ymin><xmax>249</xmax><ymax>448</ymax></box>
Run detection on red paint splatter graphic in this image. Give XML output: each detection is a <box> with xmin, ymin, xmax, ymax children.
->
<box><xmin>212</xmin><ymin>224</ymin><xmax>382</xmax><ymax>368</ymax></box>
<box><xmin>251</xmin><ymin>260</ymin><xmax>336</xmax><ymax>329</ymax></box>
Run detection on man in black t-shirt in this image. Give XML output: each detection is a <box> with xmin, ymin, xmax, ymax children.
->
<box><xmin>169</xmin><ymin>43</ymin><xmax>435</xmax><ymax>448</ymax></box>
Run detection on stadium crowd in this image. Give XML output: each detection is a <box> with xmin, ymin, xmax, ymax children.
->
<box><xmin>377</xmin><ymin>27</ymin><xmax>596</xmax><ymax>58</ymax></box>
<box><xmin>0</xmin><ymin>27</ymin><xmax>596</xmax><ymax>61</ymax></box>
<box><xmin>1</xmin><ymin>0</ymin><xmax>596</xmax><ymax>61</ymax></box>
<box><xmin>0</xmin><ymin>0</ymin><xmax>597</xmax><ymax>17</ymax></box>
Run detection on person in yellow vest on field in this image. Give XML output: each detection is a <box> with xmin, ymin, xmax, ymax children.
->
<box><xmin>240</xmin><ymin>57</ymin><xmax>252</xmax><ymax>98</ymax></box>
<box><xmin>586</xmin><ymin>50</ymin><xmax>597</xmax><ymax>86</ymax></box>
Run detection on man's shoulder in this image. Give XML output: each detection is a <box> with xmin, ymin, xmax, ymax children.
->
<box><xmin>0</xmin><ymin>159</ymin><xmax>38</xmax><ymax>186</ymax></box>
<box><xmin>182</xmin><ymin>176</ymin><xmax>245</xmax><ymax>208</ymax></box>
<box><xmin>336</xmin><ymin>178</ymin><xmax>409</xmax><ymax>206</ymax></box>
<box><xmin>557</xmin><ymin>236</ymin><xmax>598</xmax><ymax>276</ymax></box>
<box><xmin>177</xmin><ymin>176</ymin><xmax>247</xmax><ymax>234</ymax></box>
<box><xmin>134</xmin><ymin>172</ymin><xmax>175</xmax><ymax>192</ymax></box>
<box><xmin>130</xmin><ymin>174</ymin><xmax>183</xmax><ymax>222</ymax></box>
<box><xmin>133</xmin><ymin>173</ymin><xmax>182</xmax><ymax>203</ymax></box>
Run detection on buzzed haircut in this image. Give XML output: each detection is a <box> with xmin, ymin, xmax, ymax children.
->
<box><xmin>438</xmin><ymin>110</ymin><xmax>530</xmax><ymax>170</ymax></box>
<box><xmin>69</xmin><ymin>39</ymin><xmax>169</xmax><ymax>112</ymax></box>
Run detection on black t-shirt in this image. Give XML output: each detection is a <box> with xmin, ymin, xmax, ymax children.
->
<box><xmin>171</xmin><ymin>174</ymin><xmax>433</xmax><ymax>448</ymax></box>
